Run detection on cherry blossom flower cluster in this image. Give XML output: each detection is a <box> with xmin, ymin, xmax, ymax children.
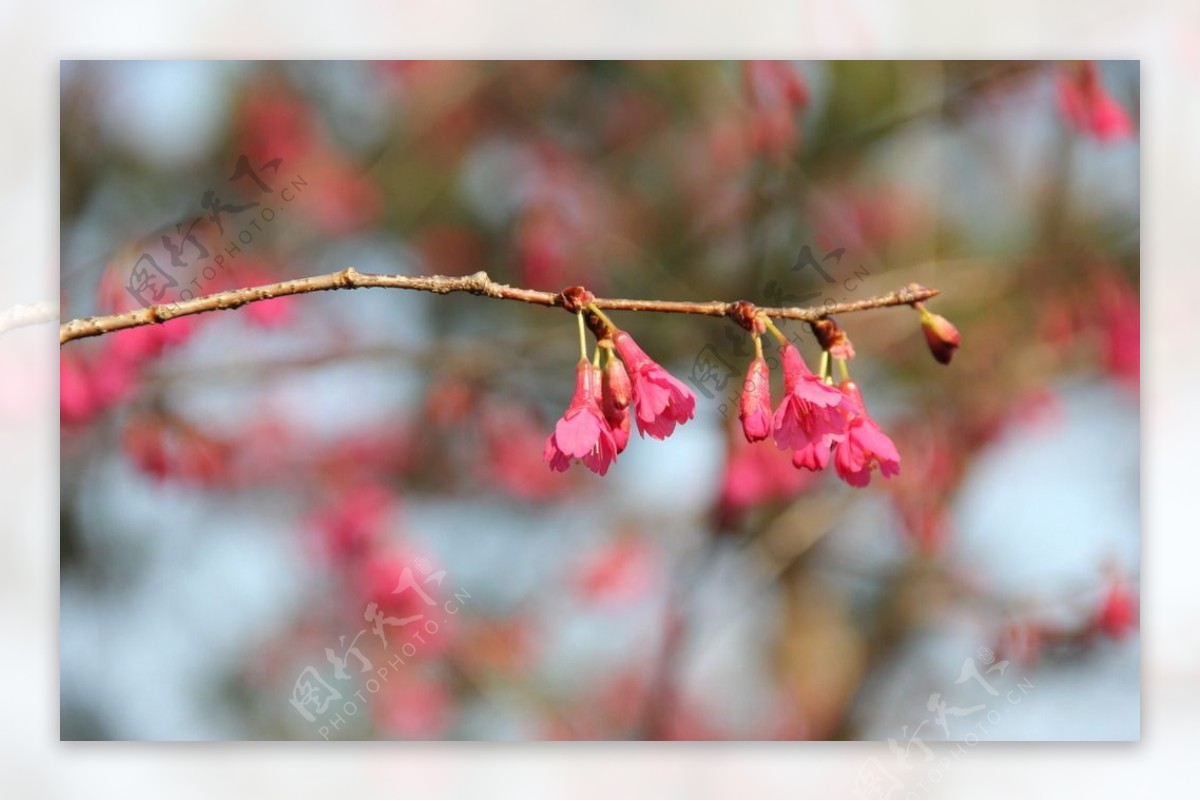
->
<box><xmin>732</xmin><ymin>310</ymin><xmax>899</xmax><ymax>488</ymax></box>
<box><xmin>544</xmin><ymin>297</ymin><xmax>696</xmax><ymax>476</ymax></box>
<box><xmin>744</xmin><ymin>305</ymin><xmax>957</xmax><ymax>487</ymax></box>
<box><xmin>541</xmin><ymin>286</ymin><xmax>960</xmax><ymax>486</ymax></box>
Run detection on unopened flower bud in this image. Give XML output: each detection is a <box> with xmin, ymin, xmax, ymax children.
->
<box><xmin>602</xmin><ymin>354</ymin><xmax>632</xmax><ymax>410</ymax></box>
<box><xmin>919</xmin><ymin>307</ymin><xmax>961</xmax><ymax>365</ymax></box>
<box><xmin>739</xmin><ymin>357</ymin><xmax>772</xmax><ymax>443</ymax></box>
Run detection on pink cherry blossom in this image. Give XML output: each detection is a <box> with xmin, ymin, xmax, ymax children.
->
<box><xmin>832</xmin><ymin>381</ymin><xmax>900</xmax><ymax>487</ymax></box>
<box><xmin>612</xmin><ymin>330</ymin><xmax>696</xmax><ymax>440</ymax></box>
<box><xmin>772</xmin><ymin>343</ymin><xmax>846</xmax><ymax>451</ymax></box>
<box><xmin>792</xmin><ymin>430</ymin><xmax>838</xmax><ymax>472</ymax></box>
<box><xmin>739</xmin><ymin>357</ymin><xmax>772</xmax><ymax>443</ymax></box>
<box><xmin>544</xmin><ymin>360</ymin><xmax>618</xmax><ymax>475</ymax></box>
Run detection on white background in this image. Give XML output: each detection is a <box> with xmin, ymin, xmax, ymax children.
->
<box><xmin>3</xmin><ymin>0</ymin><xmax>1194</xmax><ymax>796</ymax></box>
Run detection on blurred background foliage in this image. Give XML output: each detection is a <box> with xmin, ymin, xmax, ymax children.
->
<box><xmin>60</xmin><ymin>61</ymin><xmax>1138</xmax><ymax>741</ymax></box>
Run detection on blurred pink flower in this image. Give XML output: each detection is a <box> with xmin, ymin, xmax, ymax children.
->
<box><xmin>359</xmin><ymin>549</ymin><xmax>440</xmax><ymax>621</ymax></box>
<box><xmin>612</xmin><ymin>330</ymin><xmax>696</xmax><ymax>440</ymax></box>
<box><xmin>1094</xmin><ymin>575</ymin><xmax>1138</xmax><ymax>640</ymax></box>
<box><xmin>576</xmin><ymin>536</ymin><xmax>658</xmax><ymax>605</ymax></box>
<box><xmin>224</xmin><ymin>264</ymin><xmax>296</xmax><ymax>328</ymax></box>
<box><xmin>1093</xmin><ymin>267</ymin><xmax>1139</xmax><ymax>390</ymax></box>
<box><xmin>60</xmin><ymin>355</ymin><xmax>97</xmax><ymax>426</ymax></box>
<box><xmin>480</xmin><ymin>405</ymin><xmax>571</xmax><ymax>500</ymax></box>
<box><xmin>61</xmin><ymin>348</ymin><xmax>137</xmax><ymax>426</ymax></box>
<box><xmin>314</xmin><ymin>484</ymin><xmax>394</xmax><ymax>562</ymax></box>
<box><xmin>742</xmin><ymin>61</ymin><xmax>809</xmax><ymax>158</ymax></box>
<box><xmin>544</xmin><ymin>360</ymin><xmax>619</xmax><ymax>475</ymax></box>
<box><xmin>106</xmin><ymin>318</ymin><xmax>196</xmax><ymax>362</ymax></box>
<box><xmin>121</xmin><ymin>421</ymin><xmax>170</xmax><ymax>480</ymax></box>
<box><xmin>377</xmin><ymin>673</ymin><xmax>452</xmax><ymax>739</ymax></box>
<box><xmin>1058</xmin><ymin>61</ymin><xmax>1133</xmax><ymax>142</ymax></box>
<box><xmin>719</xmin><ymin>429</ymin><xmax>817</xmax><ymax>525</ymax></box>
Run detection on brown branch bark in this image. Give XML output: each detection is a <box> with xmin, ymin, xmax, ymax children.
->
<box><xmin>59</xmin><ymin>268</ymin><xmax>940</xmax><ymax>345</ymax></box>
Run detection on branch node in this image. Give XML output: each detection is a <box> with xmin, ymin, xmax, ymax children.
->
<box><xmin>558</xmin><ymin>286</ymin><xmax>595</xmax><ymax>314</ymax></box>
<box><xmin>726</xmin><ymin>300</ymin><xmax>762</xmax><ymax>333</ymax></box>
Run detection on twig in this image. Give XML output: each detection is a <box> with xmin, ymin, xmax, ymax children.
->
<box><xmin>0</xmin><ymin>302</ymin><xmax>58</xmax><ymax>336</ymax></box>
<box><xmin>59</xmin><ymin>268</ymin><xmax>939</xmax><ymax>345</ymax></box>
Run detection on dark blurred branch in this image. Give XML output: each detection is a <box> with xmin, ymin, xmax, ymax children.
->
<box><xmin>0</xmin><ymin>302</ymin><xmax>58</xmax><ymax>336</ymax></box>
<box><xmin>60</xmin><ymin>268</ymin><xmax>940</xmax><ymax>345</ymax></box>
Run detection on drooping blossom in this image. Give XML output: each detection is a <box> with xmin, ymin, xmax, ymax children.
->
<box><xmin>611</xmin><ymin>330</ymin><xmax>696</xmax><ymax>440</ymax></box>
<box><xmin>544</xmin><ymin>360</ymin><xmax>619</xmax><ymax>475</ymax></box>
<box><xmin>600</xmin><ymin>355</ymin><xmax>633</xmax><ymax>454</ymax></box>
<box><xmin>1057</xmin><ymin>61</ymin><xmax>1133</xmax><ymax>142</ymax></box>
<box><xmin>831</xmin><ymin>381</ymin><xmax>900</xmax><ymax>487</ymax></box>
<box><xmin>739</xmin><ymin>356</ymin><xmax>773</xmax><ymax>443</ymax></box>
<box><xmin>791</xmin><ymin>429</ymin><xmax>838</xmax><ymax>472</ymax></box>
<box><xmin>772</xmin><ymin>343</ymin><xmax>846</xmax><ymax>451</ymax></box>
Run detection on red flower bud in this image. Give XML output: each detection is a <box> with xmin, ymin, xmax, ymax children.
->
<box><xmin>602</xmin><ymin>354</ymin><xmax>632</xmax><ymax>410</ymax></box>
<box><xmin>739</xmin><ymin>357</ymin><xmax>772</xmax><ymax>443</ymax></box>
<box><xmin>920</xmin><ymin>308</ymin><xmax>961</xmax><ymax>365</ymax></box>
<box><xmin>601</xmin><ymin>357</ymin><xmax>632</xmax><ymax>454</ymax></box>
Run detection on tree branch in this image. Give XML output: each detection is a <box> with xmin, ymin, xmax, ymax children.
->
<box><xmin>59</xmin><ymin>268</ymin><xmax>940</xmax><ymax>345</ymax></box>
